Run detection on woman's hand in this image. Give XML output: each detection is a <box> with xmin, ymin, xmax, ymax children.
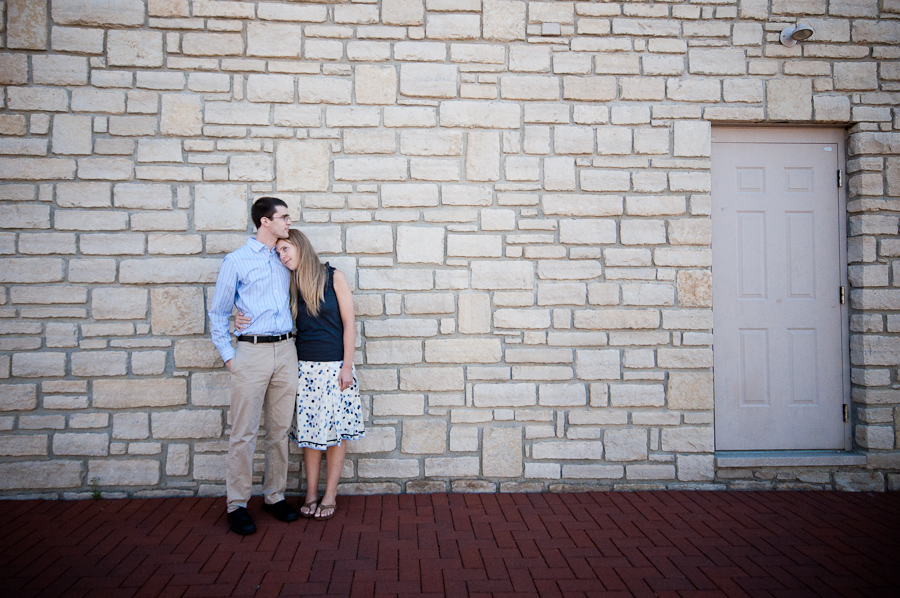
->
<box><xmin>233</xmin><ymin>311</ymin><xmax>251</xmax><ymax>333</ymax></box>
<box><xmin>339</xmin><ymin>364</ymin><xmax>353</xmax><ymax>391</ymax></box>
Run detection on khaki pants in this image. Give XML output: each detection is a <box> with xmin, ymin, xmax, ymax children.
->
<box><xmin>226</xmin><ymin>338</ymin><xmax>298</xmax><ymax>512</ymax></box>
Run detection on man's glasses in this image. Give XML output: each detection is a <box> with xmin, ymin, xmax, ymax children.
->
<box><xmin>269</xmin><ymin>214</ymin><xmax>291</xmax><ymax>223</ymax></box>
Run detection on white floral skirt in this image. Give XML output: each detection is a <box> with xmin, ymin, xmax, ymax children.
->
<box><xmin>289</xmin><ymin>360</ymin><xmax>365</xmax><ymax>450</ymax></box>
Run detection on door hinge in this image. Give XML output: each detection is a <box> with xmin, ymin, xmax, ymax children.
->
<box><xmin>840</xmin><ymin>286</ymin><xmax>845</xmax><ymax>304</ymax></box>
<box><xmin>843</xmin><ymin>404</ymin><xmax>849</xmax><ymax>423</ymax></box>
<box><xmin>837</xmin><ymin>169</ymin><xmax>843</xmax><ymax>187</ymax></box>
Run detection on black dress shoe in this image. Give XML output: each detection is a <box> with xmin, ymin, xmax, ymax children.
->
<box><xmin>227</xmin><ymin>507</ymin><xmax>256</xmax><ymax>535</ymax></box>
<box><xmin>263</xmin><ymin>499</ymin><xmax>299</xmax><ymax>523</ymax></box>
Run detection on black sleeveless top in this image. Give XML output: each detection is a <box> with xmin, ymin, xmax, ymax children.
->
<box><xmin>295</xmin><ymin>264</ymin><xmax>344</xmax><ymax>362</ymax></box>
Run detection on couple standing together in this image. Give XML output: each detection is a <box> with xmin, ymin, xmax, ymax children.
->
<box><xmin>209</xmin><ymin>197</ymin><xmax>365</xmax><ymax>535</ymax></box>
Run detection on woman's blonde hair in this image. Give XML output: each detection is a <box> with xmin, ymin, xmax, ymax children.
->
<box><xmin>282</xmin><ymin>229</ymin><xmax>327</xmax><ymax>318</ymax></box>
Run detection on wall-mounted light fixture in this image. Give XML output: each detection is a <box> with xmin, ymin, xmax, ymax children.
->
<box><xmin>779</xmin><ymin>23</ymin><xmax>815</xmax><ymax>47</ymax></box>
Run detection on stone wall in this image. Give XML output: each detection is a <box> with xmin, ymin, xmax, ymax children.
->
<box><xmin>0</xmin><ymin>0</ymin><xmax>898</xmax><ymax>498</ymax></box>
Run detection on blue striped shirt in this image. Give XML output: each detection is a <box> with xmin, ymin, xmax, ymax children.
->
<box><xmin>208</xmin><ymin>237</ymin><xmax>293</xmax><ymax>364</ymax></box>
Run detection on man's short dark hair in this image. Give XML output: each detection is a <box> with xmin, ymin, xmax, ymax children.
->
<box><xmin>251</xmin><ymin>196</ymin><xmax>288</xmax><ymax>229</ymax></box>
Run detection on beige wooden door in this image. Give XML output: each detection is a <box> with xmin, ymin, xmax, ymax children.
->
<box><xmin>711</xmin><ymin>128</ymin><xmax>850</xmax><ymax>451</ymax></box>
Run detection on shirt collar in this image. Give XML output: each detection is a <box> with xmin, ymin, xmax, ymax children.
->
<box><xmin>247</xmin><ymin>237</ymin><xmax>275</xmax><ymax>253</ymax></box>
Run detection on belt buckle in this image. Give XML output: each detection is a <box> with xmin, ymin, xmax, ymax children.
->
<box><xmin>253</xmin><ymin>336</ymin><xmax>258</xmax><ymax>345</ymax></box>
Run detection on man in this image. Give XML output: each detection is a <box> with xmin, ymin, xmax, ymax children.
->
<box><xmin>209</xmin><ymin>196</ymin><xmax>299</xmax><ymax>534</ymax></box>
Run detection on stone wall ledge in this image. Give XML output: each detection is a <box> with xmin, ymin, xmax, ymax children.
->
<box><xmin>715</xmin><ymin>450</ymin><xmax>866</xmax><ymax>468</ymax></box>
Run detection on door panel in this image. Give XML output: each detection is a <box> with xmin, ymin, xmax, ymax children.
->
<box><xmin>712</xmin><ymin>130</ymin><xmax>847</xmax><ymax>451</ymax></box>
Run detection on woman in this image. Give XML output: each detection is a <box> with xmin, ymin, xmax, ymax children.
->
<box><xmin>237</xmin><ymin>229</ymin><xmax>364</xmax><ymax>521</ymax></box>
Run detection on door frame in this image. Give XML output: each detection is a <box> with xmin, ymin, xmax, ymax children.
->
<box><xmin>710</xmin><ymin>126</ymin><xmax>852</xmax><ymax>452</ymax></box>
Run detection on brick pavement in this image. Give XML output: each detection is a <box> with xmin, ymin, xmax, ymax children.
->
<box><xmin>1</xmin><ymin>491</ymin><xmax>898</xmax><ymax>597</ymax></box>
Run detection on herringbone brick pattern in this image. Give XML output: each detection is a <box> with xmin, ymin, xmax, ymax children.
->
<box><xmin>1</xmin><ymin>491</ymin><xmax>898</xmax><ymax>597</ymax></box>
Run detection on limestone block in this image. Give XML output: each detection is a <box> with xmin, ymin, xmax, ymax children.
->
<box><xmin>0</xmin><ymin>158</ymin><xmax>76</xmax><ymax>181</ymax></box>
<box><xmin>0</xmin><ymin>55</ymin><xmax>28</xmax><ymax>85</ymax></box>
<box><xmin>358</xmin><ymin>458</ymin><xmax>420</xmax><ymax>479</ymax></box>
<box><xmin>192</xmin><ymin>454</ymin><xmax>226</xmax><ymax>482</ymax></box>
<box><xmin>393</xmin><ymin>41</ymin><xmax>447</xmax><ymax>62</ymax></box>
<box><xmin>334</xmin><ymin>157</ymin><xmax>407</xmax><ymax>182</ymax></box>
<box><xmin>182</xmin><ymin>32</ymin><xmax>243</xmax><ymax>56</ymax></box>
<box><xmin>151</xmin><ymin>410</ymin><xmax>222</xmax><ymax>439</ymax></box>
<box><xmin>131</xmin><ymin>351</ymin><xmax>166</xmax><ymax>375</ymax></box>
<box><xmin>483</xmin><ymin>0</ymin><xmax>526</xmax><ymax>41</ymax></box>
<box><xmin>447</xmin><ymin>234</ymin><xmax>502</xmax><ymax>258</ymax></box>
<box><xmin>667</xmin><ymin>372</ymin><xmax>714</xmax><ymax>410</ymax></box>
<box><xmin>344</xmin><ymin>130</ymin><xmax>396</xmax><ymax>155</ymax></box>
<box><xmin>533</xmin><ymin>440</ymin><xmax>602</xmax><ymax>460</ymax></box>
<box><xmin>161</xmin><ymin>94</ymin><xmax>202</xmax><ymax>137</ymax></box>
<box><xmin>672</xmin><ymin>121</ymin><xmax>711</xmax><ymax>158</ymax></box>
<box><xmin>595</xmin><ymin>127</ymin><xmax>632</xmax><ymax>155</ymax></box>
<box><xmin>0</xmin><ymin>434</ymin><xmax>47</xmax><ymax>457</ymax></box>
<box><xmin>504</xmin><ymin>156</ymin><xmax>540</xmax><ymax>182</ymax></box>
<box><xmin>481</xmin><ymin>427</ymin><xmax>522</xmax><ymax>477</ymax></box>
<box><xmin>297</xmin><ymin>76</ymin><xmax>353</xmax><ymax>105</ymax></box>
<box><xmin>536</xmin><ymin>261</ymin><xmax>602</xmax><ymax>282</ymax></box>
<box><xmin>766</xmin><ymin>79</ymin><xmax>813</xmax><ymax>121</ymax></box>
<box><xmin>0</xmin><ymin>205</ymin><xmax>51</xmax><ymax>229</ymax></box>
<box><xmin>51</xmin><ymin>115</ymin><xmax>92</xmax><ymax>155</ymax></box>
<box><xmin>71</xmin><ymin>351</ymin><xmax>127</xmax><ymax>377</ymax></box>
<box><xmin>494</xmin><ymin>309</ymin><xmax>551</xmax><ymax>329</ymax></box>
<box><xmin>275</xmin><ymin>140</ymin><xmax>329</xmax><ymax>192</ymax></box>
<box><xmin>344</xmin><ymin>427</ymin><xmax>395</xmax><ymax>454</ymax></box>
<box><xmin>427</xmin><ymin>339</ymin><xmax>502</xmax><ymax>364</ymax></box>
<box><xmin>94</xmin><ymin>379</ymin><xmax>187</xmax><ymax>409</ymax></box>
<box><xmin>450</xmin><ymin>427</ymin><xmax>478</xmax><ymax>451</ymax></box>
<box><xmin>657</xmin><ymin>348</ymin><xmax>712</xmax><ymax>369</ymax></box>
<box><xmin>354</xmin><ymin>65</ymin><xmax>398</xmax><ymax>105</ymax></box>
<box><xmin>424</xmin><ymin>456</ymin><xmax>479</xmax><ymax>477</ymax></box>
<box><xmin>543</xmin><ymin>157</ymin><xmax>576</xmax><ymax>191</ymax></box>
<box><xmin>660</xmin><ymin>427</ymin><xmax>715</xmax><ymax>452</ymax></box>
<box><xmin>347</xmin><ymin>225</ymin><xmax>393</xmax><ymax>254</ymax></box>
<box><xmin>400</xmin><ymin>130</ymin><xmax>462</xmax><ymax>157</ymax></box>
<box><xmin>626</xmin><ymin>464</ymin><xmax>675</xmax><ymax>480</ymax></box>
<box><xmin>440</xmin><ymin>101</ymin><xmax>521</xmax><ymax>129</ymax></box>
<box><xmin>400</xmin><ymin>367</ymin><xmax>464</xmax><ymax>391</ymax></box>
<box><xmin>856</xmin><ymin>425</ymin><xmax>894</xmax><ymax>449</ymax></box>
<box><xmin>622</xmin><ymin>283</ymin><xmax>674</xmax><ymax>306</ymax></box>
<box><xmin>563</xmin><ymin>76</ymin><xmax>617</xmax><ymax>101</ymax></box>
<box><xmin>112</xmin><ymin>413</ymin><xmax>149</xmax><ymax>440</ymax></box>
<box><xmin>537</xmin><ymin>282</ymin><xmax>586</xmax><ymax>306</ymax></box>
<box><xmin>1</xmin><ymin>384</ymin><xmax>38</xmax><ymax>411</ymax></box>
<box><xmin>575</xmin><ymin>349</ymin><xmax>621</xmax><ymax>380</ymax></box>
<box><xmin>91</xmin><ymin>287</ymin><xmax>148</xmax><ymax>320</ymax></box>
<box><xmin>88</xmin><ymin>459</ymin><xmax>160</xmax><ymax>486</ymax></box>
<box><xmin>466</xmin><ymin>131</ymin><xmax>501</xmax><ymax>182</ymax></box>
<box><xmin>500</xmin><ymin>75</ymin><xmax>559</xmax><ymax>101</ymax></box>
<box><xmin>400</xmin><ymin>63</ymin><xmax>457</xmax><ymax>99</ymax></box>
<box><xmin>382</xmin><ymin>0</ymin><xmax>424</xmax><ymax>25</ymax></box>
<box><xmin>382</xmin><ymin>184</ymin><xmax>439</xmax><ymax>208</ymax></box>
<box><xmin>53</xmin><ymin>433</ymin><xmax>108</xmax><ymax>456</ymax></box>
<box><xmin>458</xmin><ymin>293</ymin><xmax>492</xmax><ymax>334</ymax></box>
<box><xmin>7</xmin><ymin>0</ymin><xmax>48</xmax><ymax>49</ymax></box>
<box><xmin>366</xmin><ymin>340</ymin><xmax>423</xmax><ymax>365</ymax></box>
<box><xmin>581</xmin><ymin>170</ymin><xmax>630</xmax><ymax>192</ymax></box>
<box><xmin>191</xmin><ymin>371</ymin><xmax>231</xmax><ymax>407</ymax></box>
<box><xmin>834</xmin><ymin>472</ymin><xmax>884</xmax><ymax>492</ymax></box>
<box><xmin>68</xmin><ymin>259</ymin><xmax>116</xmax><ymax>283</ymax></box>
<box><xmin>12</xmin><ymin>353</ymin><xmax>66</xmax><ymax>378</ymax></box>
<box><xmin>604</xmin><ymin>429</ymin><xmax>648</xmax><ymax>461</ymax></box>
<box><xmin>610</xmin><ymin>383</ymin><xmax>665</xmax><ymax>407</ymax></box>
<box><xmin>7</xmin><ymin>88</ymin><xmax>69</xmax><ymax>113</ymax></box>
<box><xmin>108</xmin><ymin>30</ymin><xmax>164</xmax><ymax>67</ymax></box>
<box><xmin>668</xmin><ymin>220</ymin><xmax>711</xmax><ymax>246</ymax></box>
<box><xmin>246</xmin><ymin>74</ymin><xmax>294</xmax><ymax>104</ymax></box>
<box><xmin>358</xmin><ymin>269</ymin><xmax>432</xmax><ymax>291</ymax></box>
<box><xmin>396</xmin><ymin>226</ymin><xmax>445</xmax><ymax>264</ymax></box>
<box><xmin>554</xmin><ymin>126</ymin><xmax>594</xmax><ymax>155</ymax></box>
<box><xmin>833</xmin><ymin>62</ymin><xmax>878</xmax><ymax>91</ymax></box>
<box><xmin>0</xmin><ymin>461</ymin><xmax>82</xmax><ymax>490</ymax></box>
<box><xmin>120</xmin><ymin>258</ymin><xmax>221</xmax><ymax>284</ymax></box>
<box><xmin>677</xmin><ymin>454</ymin><xmax>715</xmax><ymax>481</ymax></box>
<box><xmin>399</xmin><ymin>294</ymin><xmax>450</xmax><ymax>317</ymax></box>
<box><xmin>247</xmin><ymin>22</ymin><xmax>303</xmax><ymax>58</ymax></box>
<box><xmin>472</xmin><ymin>261</ymin><xmax>534</xmax><ymax>289</ymax></box>
<box><xmin>174</xmin><ymin>339</ymin><xmax>222</xmax><ymax>369</ymax></box>
<box><xmin>558</xmin><ymin>219</ymin><xmax>616</xmax><ymax>245</ymax></box>
<box><xmin>426</xmin><ymin>14</ymin><xmax>481</xmax><ymax>40</ymax></box>
<box><xmin>688</xmin><ymin>49</ymin><xmax>746</xmax><ymax>75</ymax></box>
<box><xmin>850</xmin><ymin>335</ymin><xmax>900</xmax><ymax>367</ymax></box>
<box><xmin>165</xmin><ymin>444</ymin><xmax>190</xmax><ymax>477</ymax></box>
<box><xmin>402</xmin><ymin>420</ymin><xmax>447</xmax><ymax>453</ymax></box>
<box><xmin>676</xmin><ymin>270</ymin><xmax>712</xmax><ymax>307</ymax></box>
<box><xmin>366</xmin><ymin>320</ymin><xmax>438</xmax><ymax>338</ymax></box>
<box><xmin>537</xmin><ymin>383</ymin><xmax>586</xmax><ymax>407</ymax></box>
<box><xmin>150</xmin><ymin>287</ymin><xmax>205</xmax><ymax>336</ymax></box>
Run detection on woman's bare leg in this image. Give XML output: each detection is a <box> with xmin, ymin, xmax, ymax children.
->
<box><xmin>302</xmin><ymin>447</ymin><xmax>323</xmax><ymax>516</ymax></box>
<box><xmin>316</xmin><ymin>442</ymin><xmax>346</xmax><ymax>518</ymax></box>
